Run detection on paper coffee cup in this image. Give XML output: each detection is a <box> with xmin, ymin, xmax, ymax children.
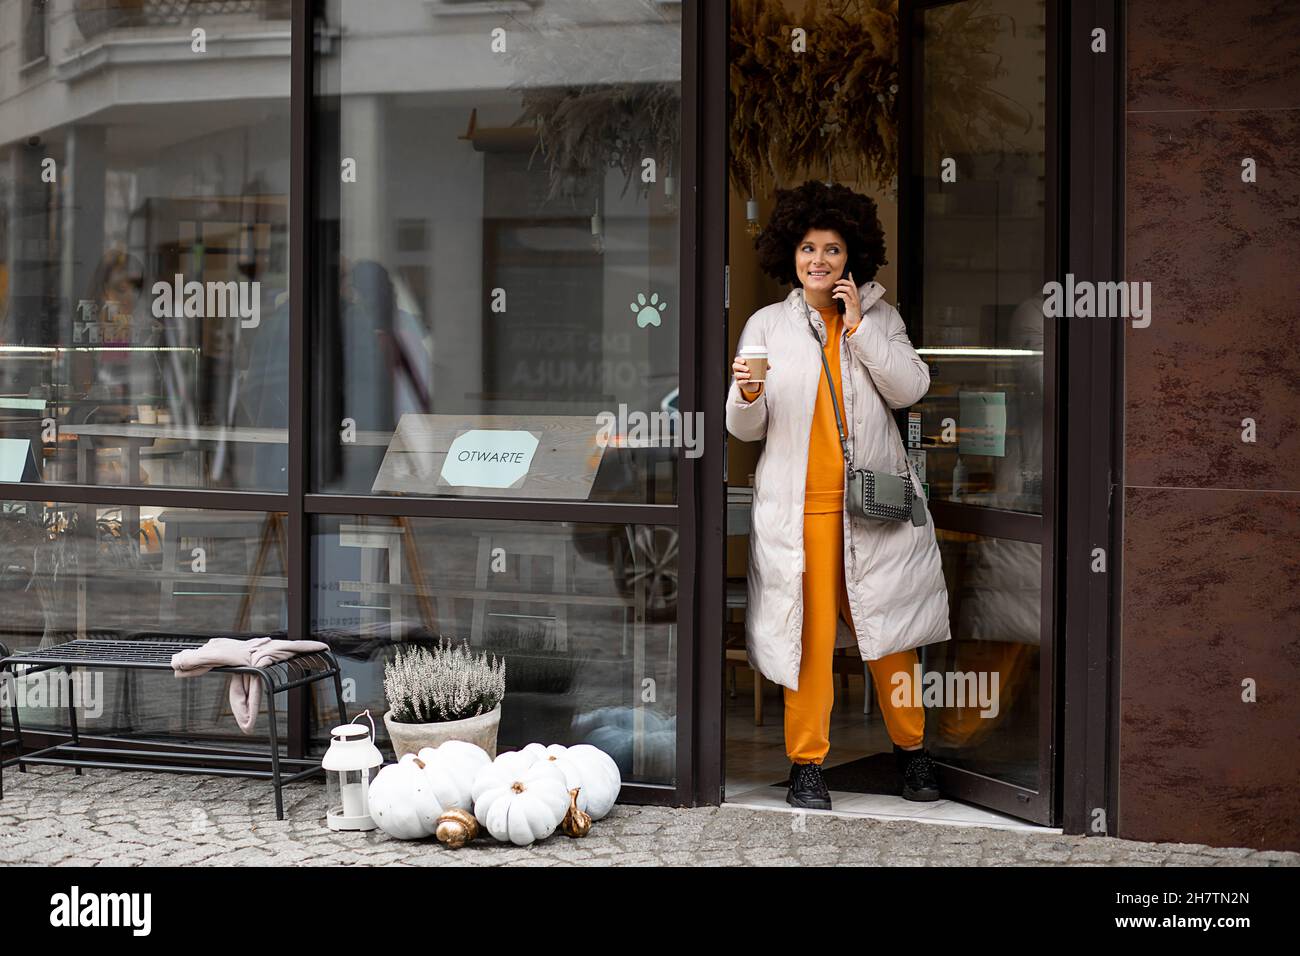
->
<box><xmin>739</xmin><ymin>345</ymin><xmax>768</xmax><ymax>383</ymax></box>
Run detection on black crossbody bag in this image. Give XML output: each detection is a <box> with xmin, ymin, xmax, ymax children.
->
<box><xmin>805</xmin><ymin>304</ymin><xmax>927</xmax><ymax>528</ymax></box>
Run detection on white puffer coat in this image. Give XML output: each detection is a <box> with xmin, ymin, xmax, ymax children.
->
<box><xmin>726</xmin><ymin>281</ymin><xmax>952</xmax><ymax>690</ymax></box>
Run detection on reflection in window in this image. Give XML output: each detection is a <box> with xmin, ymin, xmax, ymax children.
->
<box><xmin>312</xmin><ymin>515</ymin><xmax>678</xmax><ymax>785</ymax></box>
<box><xmin>23</xmin><ymin>0</ymin><xmax>48</xmax><ymax>64</ymax></box>
<box><xmin>0</xmin><ymin>2</ymin><xmax>291</xmax><ymax>491</ymax></box>
<box><xmin>912</xmin><ymin>0</ymin><xmax>1045</xmax><ymax>514</ymax></box>
<box><xmin>929</xmin><ymin>530</ymin><xmax>1040</xmax><ymax>789</ymax></box>
<box><xmin>0</xmin><ymin>500</ymin><xmax>288</xmax><ymax>740</ymax></box>
<box><xmin>311</xmin><ymin>0</ymin><xmax>683</xmax><ymax>503</ymax></box>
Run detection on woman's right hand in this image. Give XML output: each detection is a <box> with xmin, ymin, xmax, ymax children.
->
<box><xmin>733</xmin><ymin>356</ymin><xmax>764</xmax><ymax>396</ymax></box>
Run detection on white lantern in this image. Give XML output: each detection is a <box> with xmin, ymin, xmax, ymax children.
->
<box><xmin>322</xmin><ymin>710</ymin><xmax>384</xmax><ymax>831</ymax></box>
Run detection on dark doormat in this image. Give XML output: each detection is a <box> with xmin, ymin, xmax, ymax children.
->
<box><xmin>771</xmin><ymin>752</ymin><xmax>900</xmax><ymax>795</ymax></box>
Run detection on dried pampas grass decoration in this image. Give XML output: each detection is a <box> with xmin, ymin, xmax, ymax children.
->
<box><xmin>729</xmin><ymin>0</ymin><xmax>1033</xmax><ymax>198</ymax></box>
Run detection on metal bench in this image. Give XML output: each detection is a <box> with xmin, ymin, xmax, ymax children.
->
<box><xmin>0</xmin><ymin>637</ymin><xmax>347</xmax><ymax>819</ymax></box>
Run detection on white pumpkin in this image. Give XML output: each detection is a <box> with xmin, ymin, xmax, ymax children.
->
<box><xmin>410</xmin><ymin>740</ymin><xmax>491</xmax><ymax>811</ymax></box>
<box><xmin>368</xmin><ymin>758</ymin><xmax>444</xmax><ymax>840</ymax></box>
<box><xmin>567</xmin><ymin>745</ymin><xmax>622</xmax><ymax>817</ymax></box>
<box><xmin>471</xmin><ymin>759</ymin><xmax>570</xmax><ymax>846</ymax></box>
<box><xmin>519</xmin><ymin>742</ymin><xmax>554</xmax><ymax>764</ymax></box>
<box><xmin>490</xmin><ymin>747</ymin><xmax>539</xmax><ymax>777</ymax></box>
<box><xmin>526</xmin><ymin>743</ymin><xmax>622</xmax><ymax>820</ymax></box>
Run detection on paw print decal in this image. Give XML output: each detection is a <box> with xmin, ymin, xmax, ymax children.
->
<box><xmin>630</xmin><ymin>292</ymin><xmax>668</xmax><ymax>328</ymax></box>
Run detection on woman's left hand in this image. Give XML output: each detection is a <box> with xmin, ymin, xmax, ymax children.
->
<box><xmin>834</xmin><ymin>271</ymin><xmax>862</xmax><ymax>330</ymax></box>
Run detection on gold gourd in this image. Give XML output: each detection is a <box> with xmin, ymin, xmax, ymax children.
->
<box><xmin>560</xmin><ymin>787</ymin><xmax>591</xmax><ymax>838</ymax></box>
<box><xmin>434</xmin><ymin>808</ymin><xmax>479</xmax><ymax>848</ymax></box>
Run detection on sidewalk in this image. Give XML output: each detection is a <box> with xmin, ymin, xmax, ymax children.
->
<box><xmin>1</xmin><ymin>767</ymin><xmax>1295</xmax><ymax>866</ymax></box>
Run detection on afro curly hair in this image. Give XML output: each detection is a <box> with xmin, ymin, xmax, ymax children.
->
<box><xmin>753</xmin><ymin>180</ymin><xmax>888</xmax><ymax>288</ymax></box>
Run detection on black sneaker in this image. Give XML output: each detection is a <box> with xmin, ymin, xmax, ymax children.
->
<box><xmin>894</xmin><ymin>744</ymin><xmax>941</xmax><ymax>801</ymax></box>
<box><xmin>786</xmin><ymin>761</ymin><xmax>833</xmax><ymax>810</ymax></box>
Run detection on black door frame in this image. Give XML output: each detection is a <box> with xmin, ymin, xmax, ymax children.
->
<box><xmin>690</xmin><ymin>0</ymin><xmax>729</xmax><ymax>807</ymax></box>
<box><xmin>1059</xmin><ymin>0</ymin><xmax>1124</xmax><ymax>838</ymax></box>
<box><xmin>690</xmin><ymin>0</ymin><xmax>1124</xmax><ymax>828</ymax></box>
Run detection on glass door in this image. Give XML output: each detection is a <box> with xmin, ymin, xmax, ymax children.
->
<box><xmin>900</xmin><ymin>0</ymin><xmax>1057</xmax><ymax>824</ymax></box>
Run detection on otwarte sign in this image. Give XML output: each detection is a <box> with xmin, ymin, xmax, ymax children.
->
<box><xmin>439</xmin><ymin>429</ymin><xmax>540</xmax><ymax>488</ymax></box>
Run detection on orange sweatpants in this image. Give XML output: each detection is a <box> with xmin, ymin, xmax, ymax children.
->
<box><xmin>785</xmin><ymin>508</ymin><xmax>926</xmax><ymax>764</ymax></box>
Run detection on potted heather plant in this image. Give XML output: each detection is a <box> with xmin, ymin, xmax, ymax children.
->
<box><xmin>382</xmin><ymin>637</ymin><xmax>506</xmax><ymax>759</ymax></box>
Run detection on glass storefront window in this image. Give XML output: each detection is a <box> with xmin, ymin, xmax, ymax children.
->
<box><xmin>312</xmin><ymin>514</ymin><xmax>678</xmax><ymax>786</ymax></box>
<box><xmin>310</xmin><ymin>0</ymin><xmax>683</xmax><ymax>503</ymax></box>
<box><xmin>0</xmin><ymin>1</ymin><xmax>687</xmax><ymax>801</ymax></box>
<box><xmin>0</xmin><ymin>1</ymin><xmax>292</xmax><ymax>491</ymax></box>
<box><xmin>910</xmin><ymin>0</ymin><xmax>1046</xmax><ymax>514</ymax></box>
<box><xmin>0</xmin><ymin>499</ymin><xmax>288</xmax><ymax>740</ymax></box>
<box><xmin>929</xmin><ymin>530</ymin><xmax>1041</xmax><ymax>788</ymax></box>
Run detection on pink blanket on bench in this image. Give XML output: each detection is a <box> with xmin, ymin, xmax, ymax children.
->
<box><xmin>171</xmin><ymin>638</ymin><xmax>329</xmax><ymax>735</ymax></box>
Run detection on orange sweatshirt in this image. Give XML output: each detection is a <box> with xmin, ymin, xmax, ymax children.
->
<box><xmin>804</xmin><ymin>304</ymin><xmax>859</xmax><ymax>513</ymax></box>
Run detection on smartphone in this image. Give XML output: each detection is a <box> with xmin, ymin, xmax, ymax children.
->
<box><xmin>835</xmin><ymin>265</ymin><xmax>848</xmax><ymax>315</ymax></box>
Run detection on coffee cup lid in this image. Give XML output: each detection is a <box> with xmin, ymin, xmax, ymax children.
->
<box><xmin>739</xmin><ymin>345</ymin><xmax>767</xmax><ymax>354</ymax></box>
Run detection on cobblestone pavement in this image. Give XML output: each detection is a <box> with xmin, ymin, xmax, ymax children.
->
<box><xmin>0</xmin><ymin>767</ymin><xmax>1296</xmax><ymax>866</ymax></box>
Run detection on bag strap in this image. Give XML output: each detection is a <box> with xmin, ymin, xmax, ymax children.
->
<box><xmin>805</xmin><ymin>297</ymin><xmax>918</xmax><ymax>482</ymax></box>
<box><xmin>806</xmin><ymin>298</ymin><xmax>927</xmax><ymax>527</ymax></box>
<box><xmin>804</xmin><ymin>300</ymin><xmax>852</xmax><ymax>475</ymax></box>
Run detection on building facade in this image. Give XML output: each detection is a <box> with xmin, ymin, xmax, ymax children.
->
<box><xmin>0</xmin><ymin>0</ymin><xmax>1294</xmax><ymax>850</ymax></box>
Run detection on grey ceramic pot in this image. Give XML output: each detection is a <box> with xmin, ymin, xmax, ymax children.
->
<box><xmin>382</xmin><ymin>704</ymin><xmax>502</xmax><ymax>760</ymax></box>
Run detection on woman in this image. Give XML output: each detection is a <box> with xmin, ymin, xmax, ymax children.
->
<box><xmin>726</xmin><ymin>181</ymin><xmax>952</xmax><ymax>810</ymax></box>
